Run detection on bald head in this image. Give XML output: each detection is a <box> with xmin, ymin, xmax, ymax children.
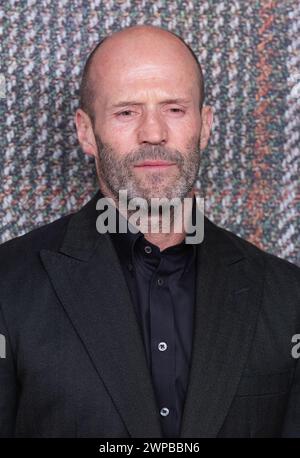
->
<box><xmin>79</xmin><ymin>25</ymin><xmax>205</xmax><ymax>126</ymax></box>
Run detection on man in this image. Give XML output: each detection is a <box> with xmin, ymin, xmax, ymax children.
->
<box><xmin>0</xmin><ymin>24</ymin><xmax>299</xmax><ymax>438</ymax></box>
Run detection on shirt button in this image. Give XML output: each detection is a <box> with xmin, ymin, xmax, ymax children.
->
<box><xmin>160</xmin><ymin>407</ymin><xmax>170</xmax><ymax>417</ymax></box>
<box><xmin>157</xmin><ymin>278</ymin><xmax>164</xmax><ymax>286</ymax></box>
<box><xmin>158</xmin><ymin>342</ymin><xmax>168</xmax><ymax>351</ymax></box>
<box><xmin>144</xmin><ymin>245</ymin><xmax>152</xmax><ymax>254</ymax></box>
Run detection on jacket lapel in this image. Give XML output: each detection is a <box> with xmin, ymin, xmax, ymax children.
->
<box><xmin>179</xmin><ymin>217</ymin><xmax>265</xmax><ymax>437</ymax></box>
<box><xmin>40</xmin><ymin>189</ymin><xmax>265</xmax><ymax>438</ymax></box>
<box><xmin>40</xmin><ymin>190</ymin><xmax>163</xmax><ymax>438</ymax></box>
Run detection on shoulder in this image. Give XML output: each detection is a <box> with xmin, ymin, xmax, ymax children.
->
<box><xmin>206</xmin><ymin>216</ymin><xmax>300</xmax><ymax>285</ymax></box>
<box><xmin>0</xmin><ymin>212</ymin><xmax>73</xmax><ymax>277</ymax></box>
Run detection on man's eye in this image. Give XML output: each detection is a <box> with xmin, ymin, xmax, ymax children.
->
<box><xmin>118</xmin><ymin>110</ymin><xmax>134</xmax><ymax>117</ymax></box>
<box><xmin>169</xmin><ymin>108</ymin><xmax>185</xmax><ymax>113</ymax></box>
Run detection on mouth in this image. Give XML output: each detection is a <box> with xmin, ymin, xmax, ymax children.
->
<box><xmin>134</xmin><ymin>160</ymin><xmax>177</xmax><ymax>170</ymax></box>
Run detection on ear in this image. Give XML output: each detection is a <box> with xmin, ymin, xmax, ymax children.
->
<box><xmin>199</xmin><ymin>105</ymin><xmax>213</xmax><ymax>151</ymax></box>
<box><xmin>74</xmin><ymin>108</ymin><xmax>97</xmax><ymax>158</ymax></box>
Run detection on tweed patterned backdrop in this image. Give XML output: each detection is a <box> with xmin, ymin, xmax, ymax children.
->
<box><xmin>0</xmin><ymin>0</ymin><xmax>299</xmax><ymax>265</ymax></box>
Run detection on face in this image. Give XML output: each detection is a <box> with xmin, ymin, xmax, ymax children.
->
<box><xmin>76</xmin><ymin>28</ymin><xmax>213</xmax><ymax>204</ymax></box>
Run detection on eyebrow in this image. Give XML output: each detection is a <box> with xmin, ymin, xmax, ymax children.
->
<box><xmin>111</xmin><ymin>98</ymin><xmax>192</xmax><ymax>108</ymax></box>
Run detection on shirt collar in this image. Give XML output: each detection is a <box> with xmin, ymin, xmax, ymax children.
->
<box><xmin>98</xmin><ymin>190</ymin><xmax>199</xmax><ymax>274</ymax></box>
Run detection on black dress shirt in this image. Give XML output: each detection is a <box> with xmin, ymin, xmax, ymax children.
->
<box><xmin>107</xmin><ymin>197</ymin><xmax>198</xmax><ymax>438</ymax></box>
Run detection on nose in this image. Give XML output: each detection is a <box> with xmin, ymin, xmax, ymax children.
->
<box><xmin>137</xmin><ymin>110</ymin><xmax>168</xmax><ymax>145</ymax></box>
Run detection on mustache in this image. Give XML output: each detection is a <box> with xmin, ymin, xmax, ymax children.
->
<box><xmin>123</xmin><ymin>145</ymin><xmax>184</xmax><ymax>166</ymax></box>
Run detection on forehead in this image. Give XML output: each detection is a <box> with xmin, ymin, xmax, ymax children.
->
<box><xmin>89</xmin><ymin>34</ymin><xmax>200</xmax><ymax>104</ymax></box>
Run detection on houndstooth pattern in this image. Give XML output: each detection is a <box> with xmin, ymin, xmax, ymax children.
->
<box><xmin>0</xmin><ymin>0</ymin><xmax>299</xmax><ymax>265</ymax></box>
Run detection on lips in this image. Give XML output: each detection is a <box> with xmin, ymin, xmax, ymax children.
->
<box><xmin>134</xmin><ymin>161</ymin><xmax>176</xmax><ymax>168</ymax></box>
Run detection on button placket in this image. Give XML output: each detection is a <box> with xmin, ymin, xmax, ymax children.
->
<box><xmin>150</xmin><ymin>260</ymin><xmax>175</xmax><ymax>429</ymax></box>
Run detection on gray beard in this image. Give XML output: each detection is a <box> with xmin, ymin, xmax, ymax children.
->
<box><xmin>94</xmin><ymin>134</ymin><xmax>201</xmax><ymax>206</ymax></box>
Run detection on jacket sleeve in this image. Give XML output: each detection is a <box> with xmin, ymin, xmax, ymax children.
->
<box><xmin>0</xmin><ymin>302</ymin><xmax>18</xmax><ymax>437</ymax></box>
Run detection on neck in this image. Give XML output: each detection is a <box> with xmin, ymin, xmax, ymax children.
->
<box><xmin>98</xmin><ymin>181</ymin><xmax>196</xmax><ymax>252</ymax></box>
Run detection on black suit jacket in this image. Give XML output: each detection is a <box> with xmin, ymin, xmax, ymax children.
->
<box><xmin>0</xmin><ymin>189</ymin><xmax>300</xmax><ymax>438</ymax></box>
